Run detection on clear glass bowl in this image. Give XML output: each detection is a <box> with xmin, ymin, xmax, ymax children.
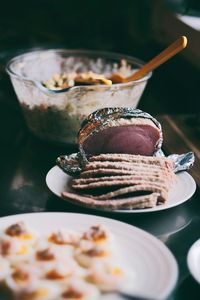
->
<box><xmin>6</xmin><ymin>49</ymin><xmax>152</xmax><ymax>145</ymax></box>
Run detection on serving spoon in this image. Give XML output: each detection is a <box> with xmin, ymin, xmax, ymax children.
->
<box><xmin>38</xmin><ymin>36</ymin><xmax>187</xmax><ymax>94</ymax></box>
<box><xmin>110</xmin><ymin>35</ymin><xmax>187</xmax><ymax>83</ymax></box>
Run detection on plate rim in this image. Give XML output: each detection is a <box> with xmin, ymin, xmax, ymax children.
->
<box><xmin>46</xmin><ymin>166</ymin><xmax>196</xmax><ymax>213</ymax></box>
<box><xmin>187</xmin><ymin>238</ymin><xmax>200</xmax><ymax>284</ymax></box>
<box><xmin>0</xmin><ymin>211</ymin><xmax>178</xmax><ymax>299</ymax></box>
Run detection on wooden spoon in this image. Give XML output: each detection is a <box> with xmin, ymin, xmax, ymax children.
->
<box><xmin>110</xmin><ymin>36</ymin><xmax>187</xmax><ymax>83</ymax></box>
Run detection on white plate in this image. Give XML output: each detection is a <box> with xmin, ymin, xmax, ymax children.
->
<box><xmin>187</xmin><ymin>239</ymin><xmax>200</xmax><ymax>284</ymax></box>
<box><xmin>0</xmin><ymin>212</ymin><xmax>178</xmax><ymax>299</ymax></box>
<box><xmin>46</xmin><ymin>166</ymin><xmax>196</xmax><ymax>213</ymax></box>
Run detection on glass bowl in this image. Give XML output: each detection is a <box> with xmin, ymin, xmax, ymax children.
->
<box><xmin>6</xmin><ymin>49</ymin><xmax>152</xmax><ymax>145</ymax></box>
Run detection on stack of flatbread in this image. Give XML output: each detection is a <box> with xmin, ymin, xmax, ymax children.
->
<box><xmin>62</xmin><ymin>154</ymin><xmax>176</xmax><ymax>210</ymax></box>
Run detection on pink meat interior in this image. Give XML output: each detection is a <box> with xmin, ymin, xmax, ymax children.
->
<box><xmin>82</xmin><ymin>124</ymin><xmax>160</xmax><ymax>156</ymax></box>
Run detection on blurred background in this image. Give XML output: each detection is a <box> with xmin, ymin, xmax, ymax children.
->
<box><xmin>0</xmin><ymin>3</ymin><xmax>199</xmax><ymax>292</ymax></box>
<box><xmin>0</xmin><ymin>0</ymin><xmax>199</xmax><ymax>131</ymax></box>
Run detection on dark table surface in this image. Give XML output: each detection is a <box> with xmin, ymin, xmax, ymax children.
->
<box><xmin>0</xmin><ymin>61</ymin><xmax>200</xmax><ymax>300</ymax></box>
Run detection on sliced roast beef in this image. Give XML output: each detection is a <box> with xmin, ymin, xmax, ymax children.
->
<box><xmin>78</xmin><ymin>108</ymin><xmax>162</xmax><ymax>158</ymax></box>
<box><xmin>62</xmin><ymin>154</ymin><xmax>176</xmax><ymax>210</ymax></box>
<box><xmin>62</xmin><ymin>191</ymin><xmax>159</xmax><ymax>210</ymax></box>
<box><xmin>82</xmin><ymin>123</ymin><xmax>160</xmax><ymax>156</ymax></box>
<box><xmin>81</xmin><ymin>119</ymin><xmax>161</xmax><ymax>156</ymax></box>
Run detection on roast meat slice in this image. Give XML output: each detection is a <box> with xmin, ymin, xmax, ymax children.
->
<box><xmin>61</xmin><ymin>191</ymin><xmax>159</xmax><ymax>209</ymax></box>
<box><xmin>82</xmin><ymin>124</ymin><xmax>160</xmax><ymax>156</ymax></box>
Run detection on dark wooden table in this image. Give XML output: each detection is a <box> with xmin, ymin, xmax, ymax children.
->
<box><xmin>0</xmin><ymin>104</ymin><xmax>200</xmax><ymax>299</ymax></box>
<box><xmin>0</xmin><ymin>46</ymin><xmax>200</xmax><ymax>299</ymax></box>
<box><xmin>0</xmin><ymin>2</ymin><xmax>200</xmax><ymax>297</ymax></box>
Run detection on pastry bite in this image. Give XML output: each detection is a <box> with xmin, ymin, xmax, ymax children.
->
<box><xmin>59</xmin><ymin>277</ymin><xmax>100</xmax><ymax>300</ymax></box>
<box><xmin>33</xmin><ymin>238</ymin><xmax>87</xmax><ymax>281</ymax></box>
<box><xmin>3</xmin><ymin>264</ymin><xmax>58</xmax><ymax>300</ymax></box>
<box><xmin>35</xmin><ymin>246</ymin><xmax>57</xmax><ymax>262</ymax></box>
<box><xmin>74</xmin><ymin>226</ymin><xmax>115</xmax><ymax>269</ymax></box>
<box><xmin>86</xmin><ymin>261</ymin><xmax>125</xmax><ymax>292</ymax></box>
<box><xmin>33</xmin><ymin>245</ymin><xmax>62</xmax><ymax>275</ymax></box>
<box><xmin>2</xmin><ymin>222</ymin><xmax>38</xmax><ymax>246</ymax></box>
<box><xmin>74</xmin><ymin>241</ymin><xmax>112</xmax><ymax>269</ymax></box>
<box><xmin>34</xmin><ymin>246</ymin><xmax>84</xmax><ymax>282</ymax></box>
<box><xmin>35</xmin><ymin>230</ymin><xmax>78</xmax><ymax>251</ymax></box>
<box><xmin>48</xmin><ymin>229</ymin><xmax>79</xmax><ymax>247</ymax></box>
<box><xmin>0</xmin><ymin>236</ymin><xmax>34</xmax><ymax>264</ymax></box>
<box><xmin>80</xmin><ymin>225</ymin><xmax>112</xmax><ymax>246</ymax></box>
<box><xmin>5</xmin><ymin>262</ymin><xmax>41</xmax><ymax>292</ymax></box>
<box><xmin>47</xmin><ymin>229</ymin><xmax>80</xmax><ymax>257</ymax></box>
<box><xmin>14</xmin><ymin>280</ymin><xmax>61</xmax><ymax>300</ymax></box>
<box><xmin>43</xmin><ymin>258</ymin><xmax>79</xmax><ymax>282</ymax></box>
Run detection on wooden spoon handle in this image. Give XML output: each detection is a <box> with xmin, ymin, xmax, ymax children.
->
<box><xmin>124</xmin><ymin>36</ymin><xmax>187</xmax><ymax>82</ymax></box>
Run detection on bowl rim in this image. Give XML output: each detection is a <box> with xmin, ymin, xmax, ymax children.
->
<box><xmin>6</xmin><ymin>48</ymin><xmax>152</xmax><ymax>91</ymax></box>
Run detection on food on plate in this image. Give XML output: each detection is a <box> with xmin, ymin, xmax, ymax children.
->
<box><xmin>48</xmin><ymin>229</ymin><xmax>79</xmax><ymax>246</ymax></box>
<box><xmin>14</xmin><ymin>280</ymin><xmax>61</xmax><ymax>300</ymax></box>
<box><xmin>62</xmin><ymin>153</ymin><xmax>176</xmax><ymax>210</ymax></box>
<box><xmin>7</xmin><ymin>50</ymin><xmax>150</xmax><ymax>145</ymax></box>
<box><xmin>57</xmin><ymin>108</ymin><xmax>194</xmax><ymax>210</ymax></box>
<box><xmin>80</xmin><ymin>225</ymin><xmax>111</xmax><ymax>245</ymax></box>
<box><xmin>60</xmin><ymin>107</ymin><xmax>175</xmax><ymax>210</ymax></box>
<box><xmin>56</xmin><ymin>107</ymin><xmax>179</xmax><ymax>210</ymax></box>
<box><xmin>2</xmin><ymin>221</ymin><xmax>38</xmax><ymax>245</ymax></box>
<box><xmin>60</xmin><ymin>277</ymin><xmax>100</xmax><ymax>300</ymax></box>
<box><xmin>74</xmin><ymin>242</ymin><xmax>111</xmax><ymax>268</ymax></box>
<box><xmin>0</xmin><ymin>222</ymin><xmax>129</xmax><ymax>299</ymax></box>
<box><xmin>0</xmin><ymin>236</ymin><xmax>34</xmax><ymax>264</ymax></box>
<box><xmin>78</xmin><ymin>107</ymin><xmax>162</xmax><ymax>157</ymax></box>
<box><xmin>5</xmin><ymin>262</ymin><xmax>41</xmax><ymax>292</ymax></box>
<box><xmin>42</xmin><ymin>59</ymin><xmax>132</xmax><ymax>91</ymax></box>
<box><xmin>86</xmin><ymin>262</ymin><xmax>125</xmax><ymax>292</ymax></box>
<box><xmin>43</xmin><ymin>71</ymin><xmax>112</xmax><ymax>90</ymax></box>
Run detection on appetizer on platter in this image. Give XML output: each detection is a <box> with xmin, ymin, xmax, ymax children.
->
<box><xmin>0</xmin><ymin>222</ymin><xmax>129</xmax><ymax>300</ymax></box>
